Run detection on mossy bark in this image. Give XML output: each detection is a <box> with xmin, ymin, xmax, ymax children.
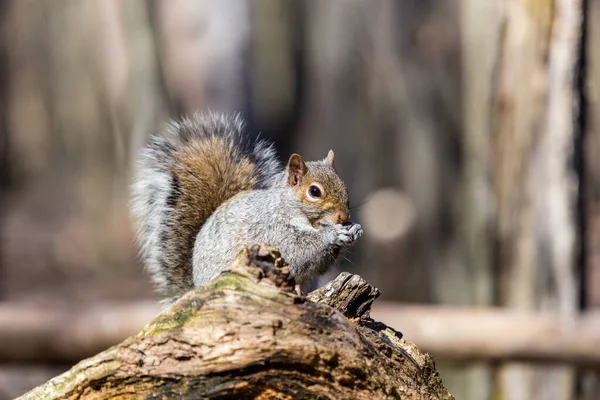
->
<box><xmin>18</xmin><ymin>244</ymin><xmax>453</xmax><ymax>400</ymax></box>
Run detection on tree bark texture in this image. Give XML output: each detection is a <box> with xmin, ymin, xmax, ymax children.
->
<box><xmin>17</xmin><ymin>244</ymin><xmax>453</xmax><ymax>400</ymax></box>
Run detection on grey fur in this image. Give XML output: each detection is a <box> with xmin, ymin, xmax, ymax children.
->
<box><xmin>192</xmin><ymin>188</ymin><xmax>363</xmax><ymax>287</ymax></box>
<box><xmin>130</xmin><ymin>134</ymin><xmax>177</xmax><ymax>302</ymax></box>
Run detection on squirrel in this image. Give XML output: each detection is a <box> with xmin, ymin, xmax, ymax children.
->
<box><xmin>130</xmin><ymin>111</ymin><xmax>363</xmax><ymax>305</ymax></box>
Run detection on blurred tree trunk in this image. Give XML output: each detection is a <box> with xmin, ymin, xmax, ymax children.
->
<box><xmin>153</xmin><ymin>0</ymin><xmax>251</xmax><ymax>115</ymax></box>
<box><xmin>463</xmin><ymin>1</ymin><xmax>584</xmax><ymax>399</ymax></box>
<box><xmin>460</xmin><ymin>2</ymin><xmax>503</xmax><ymax>398</ymax></box>
<box><xmin>0</xmin><ymin>1</ymin><xmax>10</xmax><ymax>301</ymax></box>
<box><xmin>583</xmin><ymin>0</ymin><xmax>600</xmax><ymax>398</ymax></box>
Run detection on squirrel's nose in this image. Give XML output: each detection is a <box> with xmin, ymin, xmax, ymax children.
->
<box><xmin>334</xmin><ymin>211</ymin><xmax>349</xmax><ymax>224</ymax></box>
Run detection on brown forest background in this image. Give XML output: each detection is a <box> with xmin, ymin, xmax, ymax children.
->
<box><xmin>0</xmin><ymin>1</ymin><xmax>598</xmax><ymax>399</ymax></box>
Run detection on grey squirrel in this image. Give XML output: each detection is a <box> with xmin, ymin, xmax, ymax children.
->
<box><xmin>131</xmin><ymin>112</ymin><xmax>363</xmax><ymax>305</ymax></box>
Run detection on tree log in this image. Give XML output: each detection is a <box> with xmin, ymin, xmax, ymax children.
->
<box><xmin>17</xmin><ymin>244</ymin><xmax>453</xmax><ymax>400</ymax></box>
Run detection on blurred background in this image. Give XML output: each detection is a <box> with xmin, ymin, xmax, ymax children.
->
<box><xmin>0</xmin><ymin>0</ymin><xmax>598</xmax><ymax>399</ymax></box>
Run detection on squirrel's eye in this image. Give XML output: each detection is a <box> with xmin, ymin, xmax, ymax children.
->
<box><xmin>308</xmin><ymin>185</ymin><xmax>322</xmax><ymax>199</ymax></box>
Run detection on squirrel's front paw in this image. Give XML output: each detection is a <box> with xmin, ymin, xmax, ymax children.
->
<box><xmin>332</xmin><ymin>222</ymin><xmax>363</xmax><ymax>247</ymax></box>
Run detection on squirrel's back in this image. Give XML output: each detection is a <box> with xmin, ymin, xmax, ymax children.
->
<box><xmin>131</xmin><ymin>112</ymin><xmax>282</xmax><ymax>302</ymax></box>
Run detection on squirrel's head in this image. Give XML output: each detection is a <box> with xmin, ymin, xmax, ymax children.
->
<box><xmin>286</xmin><ymin>150</ymin><xmax>350</xmax><ymax>227</ymax></box>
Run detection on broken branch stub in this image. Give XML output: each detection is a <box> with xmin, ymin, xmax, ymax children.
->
<box><xmin>307</xmin><ymin>271</ymin><xmax>381</xmax><ymax>319</ymax></box>
<box><xmin>18</xmin><ymin>243</ymin><xmax>453</xmax><ymax>400</ymax></box>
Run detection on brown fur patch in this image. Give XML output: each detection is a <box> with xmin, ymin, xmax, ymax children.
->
<box><xmin>163</xmin><ymin>136</ymin><xmax>260</xmax><ymax>289</ymax></box>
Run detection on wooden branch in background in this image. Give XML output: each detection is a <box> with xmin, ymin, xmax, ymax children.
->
<box><xmin>372</xmin><ymin>303</ymin><xmax>600</xmax><ymax>368</ymax></box>
<box><xmin>0</xmin><ymin>301</ymin><xmax>159</xmax><ymax>363</ymax></box>
<box><xmin>2</xmin><ymin>299</ymin><xmax>600</xmax><ymax>369</ymax></box>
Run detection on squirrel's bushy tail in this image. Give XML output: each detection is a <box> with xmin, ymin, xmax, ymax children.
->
<box><xmin>131</xmin><ymin>112</ymin><xmax>282</xmax><ymax>303</ymax></box>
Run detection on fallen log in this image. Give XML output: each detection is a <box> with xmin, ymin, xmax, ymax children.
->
<box><xmin>18</xmin><ymin>244</ymin><xmax>453</xmax><ymax>399</ymax></box>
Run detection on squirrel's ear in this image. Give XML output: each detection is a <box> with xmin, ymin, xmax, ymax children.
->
<box><xmin>287</xmin><ymin>153</ymin><xmax>307</xmax><ymax>186</ymax></box>
<box><xmin>325</xmin><ymin>150</ymin><xmax>335</xmax><ymax>167</ymax></box>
